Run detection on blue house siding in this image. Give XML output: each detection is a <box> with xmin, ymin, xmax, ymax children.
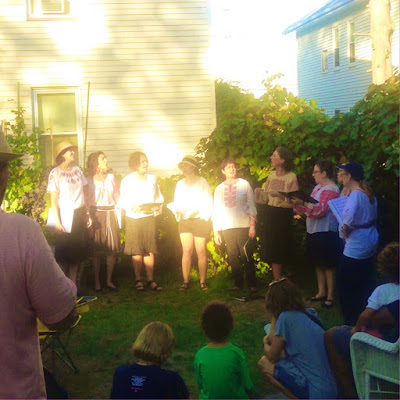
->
<box><xmin>287</xmin><ymin>0</ymin><xmax>399</xmax><ymax>117</ymax></box>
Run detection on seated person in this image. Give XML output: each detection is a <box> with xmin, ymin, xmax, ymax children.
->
<box><xmin>195</xmin><ymin>301</ymin><xmax>253</xmax><ymax>399</ymax></box>
<box><xmin>258</xmin><ymin>278</ymin><xmax>338</xmax><ymax>399</ymax></box>
<box><xmin>324</xmin><ymin>242</ymin><xmax>399</xmax><ymax>399</ymax></box>
<box><xmin>110</xmin><ymin>321</ymin><xmax>189</xmax><ymax>399</ymax></box>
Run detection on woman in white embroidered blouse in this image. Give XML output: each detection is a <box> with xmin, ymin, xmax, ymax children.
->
<box><xmin>213</xmin><ymin>159</ymin><xmax>257</xmax><ymax>293</ymax></box>
<box><xmin>172</xmin><ymin>156</ymin><xmax>213</xmax><ymax>291</ymax></box>
<box><xmin>47</xmin><ymin>141</ymin><xmax>92</xmax><ymax>285</ymax></box>
<box><xmin>87</xmin><ymin>152</ymin><xmax>120</xmax><ymax>292</ymax></box>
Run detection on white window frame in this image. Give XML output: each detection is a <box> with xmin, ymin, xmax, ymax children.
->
<box><xmin>321</xmin><ymin>50</ymin><xmax>328</xmax><ymax>72</ymax></box>
<box><xmin>27</xmin><ymin>0</ymin><xmax>74</xmax><ymax>20</ymax></box>
<box><xmin>333</xmin><ymin>26</ymin><xmax>340</xmax><ymax>68</ymax></box>
<box><xmin>348</xmin><ymin>21</ymin><xmax>356</xmax><ymax>64</ymax></box>
<box><xmin>31</xmin><ymin>86</ymin><xmax>83</xmax><ymax>165</ymax></box>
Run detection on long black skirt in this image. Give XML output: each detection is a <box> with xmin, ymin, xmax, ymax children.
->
<box><xmin>262</xmin><ymin>205</ymin><xmax>294</xmax><ymax>265</ymax></box>
<box><xmin>55</xmin><ymin>206</ymin><xmax>89</xmax><ymax>265</ymax></box>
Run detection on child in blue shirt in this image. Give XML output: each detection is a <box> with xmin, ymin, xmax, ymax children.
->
<box><xmin>110</xmin><ymin>321</ymin><xmax>188</xmax><ymax>399</ymax></box>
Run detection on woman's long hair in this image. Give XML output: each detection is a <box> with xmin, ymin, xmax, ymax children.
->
<box><xmin>87</xmin><ymin>151</ymin><xmax>104</xmax><ymax>177</ymax></box>
<box><xmin>265</xmin><ymin>279</ymin><xmax>306</xmax><ymax>319</ymax></box>
<box><xmin>276</xmin><ymin>147</ymin><xmax>295</xmax><ymax>172</ymax></box>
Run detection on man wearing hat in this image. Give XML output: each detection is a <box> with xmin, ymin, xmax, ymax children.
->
<box><xmin>0</xmin><ymin>128</ymin><xmax>77</xmax><ymax>398</ymax></box>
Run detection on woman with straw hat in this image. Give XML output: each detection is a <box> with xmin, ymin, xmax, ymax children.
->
<box><xmin>47</xmin><ymin>141</ymin><xmax>92</xmax><ymax>286</ymax></box>
<box><xmin>172</xmin><ymin>155</ymin><xmax>213</xmax><ymax>291</ymax></box>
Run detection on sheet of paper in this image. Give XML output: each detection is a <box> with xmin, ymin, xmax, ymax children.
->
<box><xmin>46</xmin><ymin>207</ymin><xmax>74</xmax><ymax>233</ymax></box>
<box><xmin>328</xmin><ymin>196</ymin><xmax>348</xmax><ymax>225</ymax></box>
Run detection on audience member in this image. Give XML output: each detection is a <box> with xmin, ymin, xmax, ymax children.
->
<box><xmin>86</xmin><ymin>151</ymin><xmax>120</xmax><ymax>291</ymax></box>
<box><xmin>172</xmin><ymin>155</ymin><xmax>213</xmax><ymax>291</ymax></box>
<box><xmin>120</xmin><ymin>152</ymin><xmax>164</xmax><ymax>291</ymax></box>
<box><xmin>0</xmin><ymin>130</ymin><xmax>77</xmax><ymax>399</ymax></box>
<box><xmin>258</xmin><ymin>278</ymin><xmax>338</xmax><ymax>399</ymax></box>
<box><xmin>254</xmin><ymin>147</ymin><xmax>298</xmax><ymax>279</ymax></box>
<box><xmin>110</xmin><ymin>321</ymin><xmax>189</xmax><ymax>399</ymax></box>
<box><xmin>324</xmin><ymin>242</ymin><xmax>399</xmax><ymax>398</ymax></box>
<box><xmin>194</xmin><ymin>301</ymin><xmax>253</xmax><ymax>399</ymax></box>
<box><xmin>213</xmin><ymin>158</ymin><xmax>257</xmax><ymax>293</ymax></box>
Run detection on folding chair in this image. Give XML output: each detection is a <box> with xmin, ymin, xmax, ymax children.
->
<box><xmin>39</xmin><ymin>296</ymin><xmax>97</xmax><ymax>377</ymax></box>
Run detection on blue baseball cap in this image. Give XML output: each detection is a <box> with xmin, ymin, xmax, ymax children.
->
<box><xmin>337</xmin><ymin>162</ymin><xmax>364</xmax><ymax>181</ymax></box>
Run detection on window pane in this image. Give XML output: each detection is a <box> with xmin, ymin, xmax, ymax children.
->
<box><xmin>322</xmin><ymin>50</ymin><xmax>328</xmax><ymax>72</ymax></box>
<box><xmin>39</xmin><ymin>134</ymin><xmax>78</xmax><ymax>167</ymax></box>
<box><xmin>334</xmin><ymin>48</ymin><xmax>340</xmax><ymax>67</ymax></box>
<box><xmin>37</xmin><ymin>93</ymin><xmax>76</xmax><ymax>133</ymax></box>
<box><xmin>41</xmin><ymin>0</ymin><xmax>64</xmax><ymax>12</ymax></box>
<box><xmin>350</xmin><ymin>43</ymin><xmax>355</xmax><ymax>63</ymax></box>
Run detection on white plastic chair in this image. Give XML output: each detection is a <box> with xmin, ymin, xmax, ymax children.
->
<box><xmin>350</xmin><ymin>332</ymin><xmax>399</xmax><ymax>399</ymax></box>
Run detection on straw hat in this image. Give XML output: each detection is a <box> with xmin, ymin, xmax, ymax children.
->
<box><xmin>178</xmin><ymin>155</ymin><xmax>200</xmax><ymax>170</ymax></box>
<box><xmin>0</xmin><ymin>126</ymin><xmax>22</xmax><ymax>163</ymax></box>
<box><xmin>55</xmin><ymin>141</ymin><xmax>77</xmax><ymax>160</ymax></box>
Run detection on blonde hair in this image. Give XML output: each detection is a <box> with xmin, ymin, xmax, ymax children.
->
<box><xmin>132</xmin><ymin>322</ymin><xmax>175</xmax><ymax>366</ymax></box>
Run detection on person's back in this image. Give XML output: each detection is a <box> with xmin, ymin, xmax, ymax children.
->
<box><xmin>0</xmin><ymin>212</ymin><xmax>77</xmax><ymax>399</ymax></box>
<box><xmin>195</xmin><ymin>342</ymin><xmax>252</xmax><ymax>399</ymax></box>
<box><xmin>195</xmin><ymin>301</ymin><xmax>253</xmax><ymax>399</ymax></box>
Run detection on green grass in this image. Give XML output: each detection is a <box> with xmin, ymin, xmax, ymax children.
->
<box><xmin>44</xmin><ymin>260</ymin><xmax>344</xmax><ymax>399</ymax></box>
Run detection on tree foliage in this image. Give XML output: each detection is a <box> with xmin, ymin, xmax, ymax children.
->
<box><xmin>196</xmin><ymin>73</ymin><xmax>399</xmax><ymax>242</ymax></box>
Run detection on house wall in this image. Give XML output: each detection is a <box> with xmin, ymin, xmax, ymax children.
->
<box><xmin>0</xmin><ymin>0</ymin><xmax>216</xmax><ymax>176</ymax></box>
<box><xmin>296</xmin><ymin>0</ymin><xmax>399</xmax><ymax>117</ymax></box>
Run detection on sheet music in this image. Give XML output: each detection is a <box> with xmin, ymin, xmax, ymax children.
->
<box><xmin>328</xmin><ymin>196</ymin><xmax>348</xmax><ymax>225</ymax></box>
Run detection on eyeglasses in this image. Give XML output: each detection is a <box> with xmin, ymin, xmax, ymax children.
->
<box><xmin>268</xmin><ymin>277</ymin><xmax>287</xmax><ymax>287</ymax></box>
<box><xmin>312</xmin><ymin>170</ymin><xmax>322</xmax><ymax>174</ymax></box>
<box><xmin>337</xmin><ymin>172</ymin><xmax>348</xmax><ymax>177</ymax></box>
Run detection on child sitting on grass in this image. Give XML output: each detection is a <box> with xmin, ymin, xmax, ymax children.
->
<box><xmin>110</xmin><ymin>321</ymin><xmax>189</xmax><ymax>399</ymax></box>
<box><xmin>258</xmin><ymin>278</ymin><xmax>338</xmax><ymax>399</ymax></box>
<box><xmin>195</xmin><ymin>300</ymin><xmax>253</xmax><ymax>399</ymax></box>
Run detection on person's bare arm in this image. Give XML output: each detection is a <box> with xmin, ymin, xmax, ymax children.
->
<box><xmin>264</xmin><ymin>335</ymin><xmax>285</xmax><ymax>363</ymax></box>
<box><xmin>351</xmin><ymin>307</ymin><xmax>376</xmax><ymax>335</ymax></box>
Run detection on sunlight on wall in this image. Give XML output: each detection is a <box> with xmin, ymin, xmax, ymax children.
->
<box><xmin>23</xmin><ymin>63</ymin><xmax>81</xmax><ymax>86</ymax></box>
<box><xmin>23</xmin><ymin>69</ymin><xmax>47</xmax><ymax>85</ymax></box>
<box><xmin>90</xmin><ymin>94</ymin><xmax>118</xmax><ymax>114</ymax></box>
<box><xmin>46</xmin><ymin>2</ymin><xmax>108</xmax><ymax>55</ymax></box>
<box><xmin>142</xmin><ymin>133</ymin><xmax>181</xmax><ymax>171</ymax></box>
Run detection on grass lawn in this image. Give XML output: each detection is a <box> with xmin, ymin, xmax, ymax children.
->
<box><xmin>44</xmin><ymin>258</ymin><xmax>344</xmax><ymax>399</ymax></box>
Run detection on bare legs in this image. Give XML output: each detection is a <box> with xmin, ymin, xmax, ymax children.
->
<box><xmin>93</xmin><ymin>253</ymin><xmax>116</xmax><ymax>290</ymax></box>
<box><xmin>315</xmin><ymin>266</ymin><xmax>336</xmax><ymax>302</ymax></box>
<box><xmin>271</xmin><ymin>263</ymin><xmax>282</xmax><ymax>280</ymax></box>
<box><xmin>60</xmin><ymin>263</ymin><xmax>79</xmax><ymax>285</ymax></box>
<box><xmin>180</xmin><ymin>233</ymin><xmax>208</xmax><ymax>286</ymax></box>
<box><xmin>132</xmin><ymin>253</ymin><xmax>161</xmax><ymax>290</ymax></box>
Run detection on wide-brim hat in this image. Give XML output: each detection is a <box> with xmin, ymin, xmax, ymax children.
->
<box><xmin>0</xmin><ymin>126</ymin><xmax>22</xmax><ymax>163</ymax></box>
<box><xmin>337</xmin><ymin>162</ymin><xmax>364</xmax><ymax>181</ymax></box>
<box><xmin>55</xmin><ymin>141</ymin><xmax>77</xmax><ymax>160</ymax></box>
<box><xmin>178</xmin><ymin>155</ymin><xmax>200</xmax><ymax>170</ymax></box>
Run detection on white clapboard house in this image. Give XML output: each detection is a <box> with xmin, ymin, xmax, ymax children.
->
<box><xmin>284</xmin><ymin>0</ymin><xmax>399</xmax><ymax>116</ymax></box>
<box><xmin>0</xmin><ymin>0</ymin><xmax>216</xmax><ymax>175</ymax></box>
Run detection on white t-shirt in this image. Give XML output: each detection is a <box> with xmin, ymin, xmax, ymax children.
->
<box><xmin>213</xmin><ymin>178</ymin><xmax>256</xmax><ymax>231</ymax></box>
<box><xmin>0</xmin><ymin>212</ymin><xmax>77</xmax><ymax>399</ymax></box>
<box><xmin>173</xmin><ymin>176</ymin><xmax>213</xmax><ymax>221</ymax></box>
<box><xmin>120</xmin><ymin>172</ymin><xmax>164</xmax><ymax>219</ymax></box>
<box><xmin>47</xmin><ymin>165</ymin><xmax>87</xmax><ymax>210</ymax></box>
<box><xmin>366</xmin><ymin>283</ymin><xmax>399</xmax><ymax>310</ymax></box>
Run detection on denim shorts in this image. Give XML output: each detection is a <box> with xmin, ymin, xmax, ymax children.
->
<box><xmin>274</xmin><ymin>358</ymin><xmax>309</xmax><ymax>399</ymax></box>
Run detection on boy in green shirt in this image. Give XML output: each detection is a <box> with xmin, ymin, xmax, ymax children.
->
<box><xmin>194</xmin><ymin>301</ymin><xmax>253</xmax><ymax>399</ymax></box>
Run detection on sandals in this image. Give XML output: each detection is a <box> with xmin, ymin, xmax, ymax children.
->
<box><xmin>200</xmin><ymin>282</ymin><xmax>208</xmax><ymax>291</ymax></box>
<box><xmin>135</xmin><ymin>280</ymin><xmax>144</xmax><ymax>291</ymax></box>
<box><xmin>306</xmin><ymin>295</ymin><xmax>327</xmax><ymax>302</ymax></box>
<box><xmin>179</xmin><ymin>282</ymin><xmax>189</xmax><ymax>291</ymax></box>
<box><xmin>322</xmin><ymin>300</ymin><xmax>335</xmax><ymax>309</ymax></box>
<box><xmin>147</xmin><ymin>280</ymin><xmax>162</xmax><ymax>291</ymax></box>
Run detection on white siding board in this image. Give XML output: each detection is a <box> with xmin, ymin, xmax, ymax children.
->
<box><xmin>0</xmin><ymin>0</ymin><xmax>216</xmax><ymax>176</ymax></box>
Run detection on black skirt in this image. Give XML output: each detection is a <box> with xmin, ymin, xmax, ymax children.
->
<box><xmin>124</xmin><ymin>216</ymin><xmax>157</xmax><ymax>256</ymax></box>
<box><xmin>54</xmin><ymin>206</ymin><xmax>89</xmax><ymax>264</ymax></box>
<box><xmin>262</xmin><ymin>205</ymin><xmax>294</xmax><ymax>265</ymax></box>
<box><xmin>306</xmin><ymin>231</ymin><xmax>341</xmax><ymax>268</ymax></box>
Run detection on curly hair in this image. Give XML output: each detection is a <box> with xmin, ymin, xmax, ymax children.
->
<box><xmin>265</xmin><ymin>279</ymin><xmax>306</xmax><ymax>319</ymax></box>
<box><xmin>377</xmin><ymin>242</ymin><xmax>399</xmax><ymax>283</ymax></box>
<box><xmin>276</xmin><ymin>147</ymin><xmax>295</xmax><ymax>172</ymax></box>
<box><xmin>220</xmin><ymin>158</ymin><xmax>237</xmax><ymax>171</ymax></box>
<box><xmin>132</xmin><ymin>321</ymin><xmax>176</xmax><ymax>366</ymax></box>
<box><xmin>86</xmin><ymin>151</ymin><xmax>104</xmax><ymax>177</ymax></box>
<box><xmin>201</xmin><ymin>301</ymin><xmax>234</xmax><ymax>343</ymax></box>
<box><xmin>129</xmin><ymin>151</ymin><xmax>147</xmax><ymax>172</ymax></box>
